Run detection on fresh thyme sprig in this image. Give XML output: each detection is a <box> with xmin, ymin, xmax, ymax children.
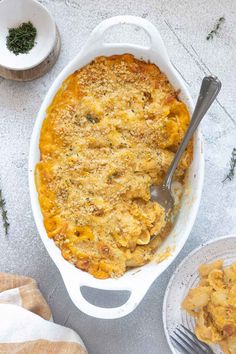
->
<box><xmin>0</xmin><ymin>189</ymin><xmax>9</xmax><ymax>236</ymax></box>
<box><xmin>207</xmin><ymin>17</ymin><xmax>225</xmax><ymax>40</ymax></box>
<box><xmin>223</xmin><ymin>147</ymin><xmax>236</xmax><ymax>183</ymax></box>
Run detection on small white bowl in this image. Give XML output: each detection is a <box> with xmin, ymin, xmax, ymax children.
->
<box><xmin>0</xmin><ymin>0</ymin><xmax>56</xmax><ymax>71</ymax></box>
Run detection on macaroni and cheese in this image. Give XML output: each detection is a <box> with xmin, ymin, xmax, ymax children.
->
<box><xmin>36</xmin><ymin>54</ymin><xmax>192</xmax><ymax>278</ymax></box>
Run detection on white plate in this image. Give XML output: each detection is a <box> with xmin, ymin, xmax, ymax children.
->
<box><xmin>0</xmin><ymin>0</ymin><xmax>56</xmax><ymax>70</ymax></box>
<box><xmin>163</xmin><ymin>235</ymin><xmax>236</xmax><ymax>354</ymax></box>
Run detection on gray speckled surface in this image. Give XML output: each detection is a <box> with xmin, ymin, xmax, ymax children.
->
<box><xmin>0</xmin><ymin>1</ymin><xmax>236</xmax><ymax>353</ymax></box>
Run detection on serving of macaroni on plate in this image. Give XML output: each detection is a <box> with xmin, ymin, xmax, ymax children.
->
<box><xmin>36</xmin><ymin>54</ymin><xmax>192</xmax><ymax>279</ymax></box>
<box><xmin>182</xmin><ymin>260</ymin><xmax>236</xmax><ymax>354</ymax></box>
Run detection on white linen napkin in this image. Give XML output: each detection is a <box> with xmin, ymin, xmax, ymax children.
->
<box><xmin>0</xmin><ymin>272</ymin><xmax>87</xmax><ymax>353</ymax></box>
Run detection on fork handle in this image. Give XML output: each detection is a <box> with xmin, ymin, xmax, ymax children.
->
<box><xmin>164</xmin><ymin>76</ymin><xmax>221</xmax><ymax>188</ymax></box>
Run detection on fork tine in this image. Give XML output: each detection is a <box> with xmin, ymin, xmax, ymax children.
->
<box><xmin>174</xmin><ymin>330</ymin><xmax>199</xmax><ymax>353</ymax></box>
<box><xmin>170</xmin><ymin>335</ymin><xmax>190</xmax><ymax>354</ymax></box>
<box><xmin>180</xmin><ymin>325</ymin><xmax>210</xmax><ymax>351</ymax></box>
<box><xmin>176</xmin><ymin>327</ymin><xmax>205</xmax><ymax>353</ymax></box>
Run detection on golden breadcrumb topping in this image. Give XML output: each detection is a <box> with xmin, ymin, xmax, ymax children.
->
<box><xmin>36</xmin><ymin>54</ymin><xmax>192</xmax><ymax>279</ymax></box>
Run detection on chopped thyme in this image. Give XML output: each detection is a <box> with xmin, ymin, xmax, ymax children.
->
<box><xmin>6</xmin><ymin>21</ymin><xmax>37</xmax><ymax>55</ymax></box>
<box><xmin>207</xmin><ymin>17</ymin><xmax>225</xmax><ymax>40</ymax></box>
<box><xmin>223</xmin><ymin>147</ymin><xmax>236</xmax><ymax>182</ymax></box>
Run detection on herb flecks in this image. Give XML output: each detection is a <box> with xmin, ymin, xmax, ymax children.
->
<box><xmin>223</xmin><ymin>148</ymin><xmax>236</xmax><ymax>183</ymax></box>
<box><xmin>107</xmin><ymin>171</ymin><xmax>120</xmax><ymax>182</ymax></box>
<box><xmin>207</xmin><ymin>17</ymin><xmax>225</xmax><ymax>40</ymax></box>
<box><xmin>0</xmin><ymin>189</ymin><xmax>9</xmax><ymax>236</ymax></box>
<box><xmin>6</xmin><ymin>21</ymin><xmax>37</xmax><ymax>55</ymax></box>
<box><xmin>86</xmin><ymin>114</ymin><xmax>99</xmax><ymax>124</ymax></box>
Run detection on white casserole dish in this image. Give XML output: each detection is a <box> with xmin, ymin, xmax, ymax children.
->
<box><xmin>29</xmin><ymin>16</ymin><xmax>204</xmax><ymax>319</ymax></box>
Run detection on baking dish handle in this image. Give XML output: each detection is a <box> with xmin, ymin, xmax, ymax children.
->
<box><xmin>81</xmin><ymin>15</ymin><xmax>170</xmax><ymax>60</ymax></box>
<box><xmin>63</xmin><ymin>279</ymin><xmax>150</xmax><ymax>319</ymax></box>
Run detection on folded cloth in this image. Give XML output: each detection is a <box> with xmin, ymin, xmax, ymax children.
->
<box><xmin>0</xmin><ymin>272</ymin><xmax>87</xmax><ymax>354</ymax></box>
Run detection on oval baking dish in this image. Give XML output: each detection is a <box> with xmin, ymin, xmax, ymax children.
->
<box><xmin>29</xmin><ymin>16</ymin><xmax>204</xmax><ymax>319</ymax></box>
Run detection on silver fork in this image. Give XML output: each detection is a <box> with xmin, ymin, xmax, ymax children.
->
<box><xmin>171</xmin><ymin>325</ymin><xmax>215</xmax><ymax>354</ymax></box>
